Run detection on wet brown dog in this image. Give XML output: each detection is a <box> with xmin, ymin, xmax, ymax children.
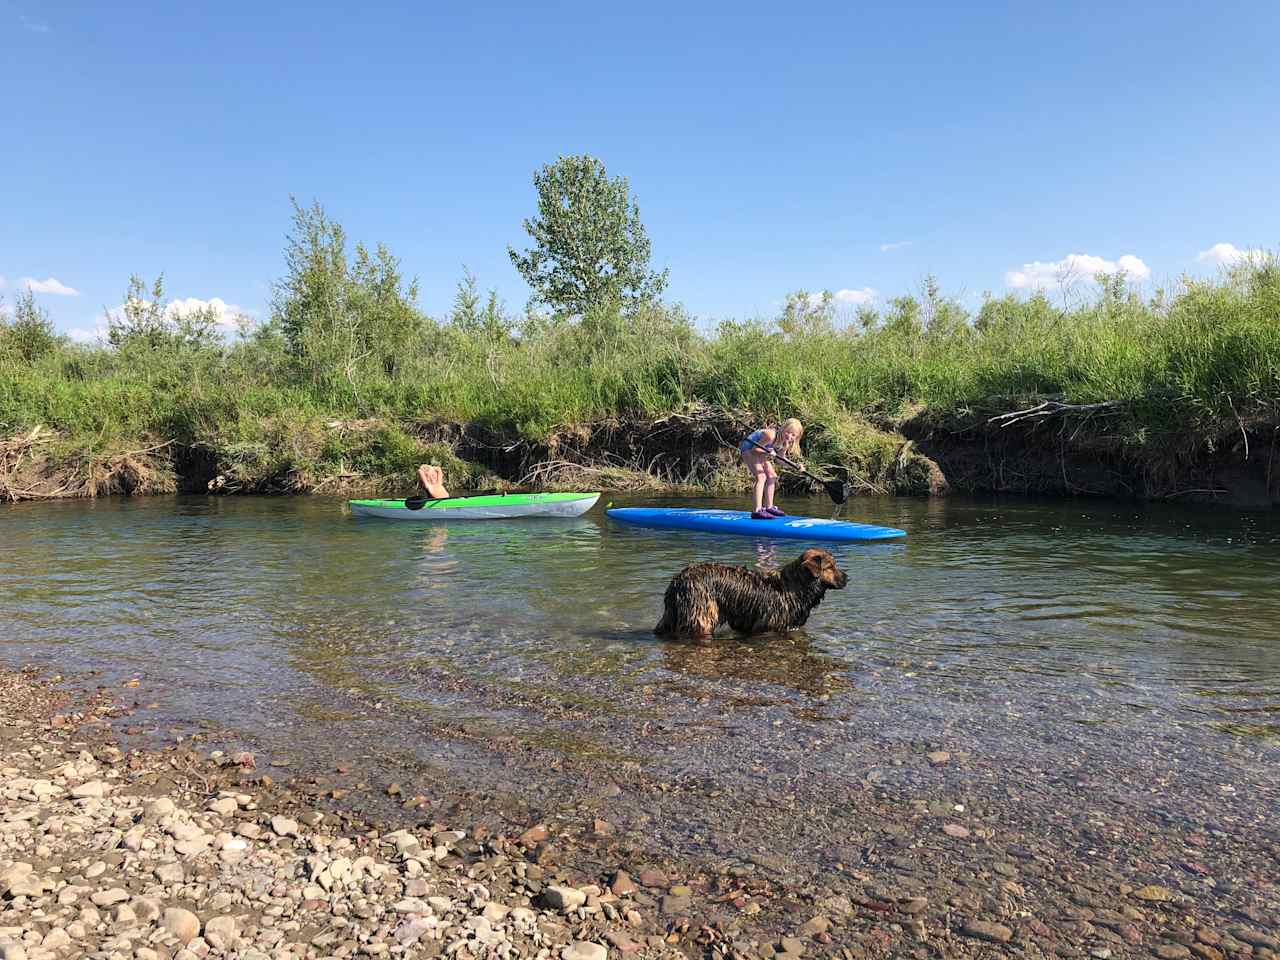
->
<box><xmin>654</xmin><ymin>548</ymin><xmax>849</xmax><ymax>640</ymax></box>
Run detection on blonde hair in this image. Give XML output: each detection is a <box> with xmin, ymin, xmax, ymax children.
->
<box><xmin>779</xmin><ymin>418</ymin><xmax>803</xmax><ymax>452</ymax></box>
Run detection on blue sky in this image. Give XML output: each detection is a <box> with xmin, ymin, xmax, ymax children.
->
<box><xmin>3</xmin><ymin>1</ymin><xmax>1278</xmax><ymax>338</ymax></box>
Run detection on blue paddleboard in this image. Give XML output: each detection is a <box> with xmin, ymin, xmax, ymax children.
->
<box><xmin>606</xmin><ymin>507</ymin><xmax>906</xmax><ymax>543</ymax></box>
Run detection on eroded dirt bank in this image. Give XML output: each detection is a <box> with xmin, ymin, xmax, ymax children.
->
<box><xmin>5</xmin><ymin>402</ymin><xmax>1276</xmax><ymax>507</ymax></box>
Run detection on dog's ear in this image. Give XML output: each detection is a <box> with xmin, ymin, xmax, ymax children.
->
<box><xmin>801</xmin><ymin>549</ymin><xmax>825</xmax><ymax>579</ymax></box>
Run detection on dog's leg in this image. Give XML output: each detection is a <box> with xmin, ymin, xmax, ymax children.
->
<box><xmin>654</xmin><ymin>608</ymin><xmax>675</xmax><ymax>637</ymax></box>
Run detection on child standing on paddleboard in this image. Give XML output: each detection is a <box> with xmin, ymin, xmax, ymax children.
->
<box><xmin>739</xmin><ymin>418</ymin><xmax>804</xmax><ymax>519</ymax></box>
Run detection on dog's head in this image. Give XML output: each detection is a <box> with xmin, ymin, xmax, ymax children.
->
<box><xmin>798</xmin><ymin>548</ymin><xmax>848</xmax><ymax>589</ymax></box>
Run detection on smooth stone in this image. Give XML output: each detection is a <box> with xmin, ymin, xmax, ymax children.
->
<box><xmin>71</xmin><ymin>780</ymin><xmax>110</xmax><ymax>798</ymax></box>
<box><xmin>204</xmin><ymin>916</ymin><xmax>237</xmax><ymax>943</ymax></box>
<box><xmin>162</xmin><ymin>907</ymin><xmax>201</xmax><ymax>944</ymax></box>
<box><xmin>154</xmin><ymin>863</ymin><xmax>184</xmax><ymax>884</ymax></box>
<box><xmin>962</xmin><ymin>920</ymin><xmax>1013</xmax><ymax>943</ymax></box>
<box><xmin>133</xmin><ymin>897</ymin><xmax>162</xmax><ymax>923</ymax></box>
<box><xmin>610</xmin><ymin>871</ymin><xmax>637</xmax><ymax>897</ymax></box>
<box><xmin>563</xmin><ymin>943</ymin><xmax>608</xmax><ymax>960</ymax></box>
<box><xmin>543</xmin><ymin>886</ymin><xmax>587</xmax><ymax>911</ymax></box>
<box><xmin>270</xmin><ymin>816</ymin><xmax>299</xmax><ymax>838</ymax></box>
<box><xmin>143</xmin><ymin>798</ymin><xmax>176</xmax><ymax>819</ymax></box>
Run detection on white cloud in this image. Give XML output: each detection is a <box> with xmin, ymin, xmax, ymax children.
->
<box><xmin>0</xmin><ymin>276</ymin><xmax>6</xmax><ymax>288</ymax></box>
<box><xmin>804</xmin><ymin>287</ymin><xmax>879</xmax><ymax>310</ymax></box>
<box><xmin>1195</xmin><ymin>242</ymin><xmax>1269</xmax><ymax>268</ymax></box>
<box><xmin>1005</xmin><ymin>253</ymin><xmax>1150</xmax><ymax>290</ymax></box>
<box><xmin>67</xmin><ymin>324</ymin><xmax>107</xmax><ymax>344</ymax></box>
<box><xmin>879</xmin><ymin>241</ymin><xmax>912</xmax><ymax>252</ymax></box>
<box><xmin>167</xmin><ymin>296</ymin><xmax>248</xmax><ymax>332</ymax></box>
<box><xmin>23</xmin><ymin>276</ymin><xmax>79</xmax><ymax>296</ymax></box>
<box><xmin>99</xmin><ymin>296</ymin><xmax>250</xmax><ymax>336</ymax></box>
<box><xmin>832</xmin><ymin>287</ymin><xmax>878</xmax><ymax>305</ymax></box>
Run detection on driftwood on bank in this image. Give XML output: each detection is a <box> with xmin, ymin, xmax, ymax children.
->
<box><xmin>0</xmin><ymin>426</ymin><xmax>176</xmax><ymax>502</ymax></box>
<box><xmin>988</xmin><ymin>399</ymin><xmax>1123</xmax><ymax>428</ymax></box>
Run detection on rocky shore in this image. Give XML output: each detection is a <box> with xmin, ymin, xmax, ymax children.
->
<box><xmin>0</xmin><ymin>670</ymin><xmax>681</xmax><ymax>960</ymax></box>
<box><xmin>2</xmin><ymin>668</ymin><xmax>1278</xmax><ymax>960</ymax></box>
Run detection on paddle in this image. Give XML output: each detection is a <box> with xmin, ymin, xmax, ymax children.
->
<box><xmin>744</xmin><ymin>436</ymin><xmax>849</xmax><ymax>504</ymax></box>
<box><xmin>403</xmin><ymin>487</ymin><xmax>507</xmax><ymax>510</ymax></box>
<box><xmin>403</xmin><ymin>494</ymin><xmax>447</xmax><ymax>511</ymax></box>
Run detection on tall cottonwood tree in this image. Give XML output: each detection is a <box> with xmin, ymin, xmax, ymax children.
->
<box><xmin>508</xmin><ymin>155</ymin><xmax>668</xmax><ymax>317</ymax></box>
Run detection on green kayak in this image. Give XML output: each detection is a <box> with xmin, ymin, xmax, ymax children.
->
<box><xmin>348</xmin><ymin>491</ymin><xmax>600</xmax><ymax>520</ymax></box>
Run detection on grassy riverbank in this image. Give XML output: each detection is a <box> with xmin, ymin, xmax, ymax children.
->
<box><xmin>3</xmin><ymin>219</ymin><xmax>1277</xmax><ymax>502</ymax></box>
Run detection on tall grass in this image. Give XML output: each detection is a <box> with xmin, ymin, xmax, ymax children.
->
<box><xmin>3</xmin><ymin>255</ymin><xmax>1277</xmax><ymax>484</ymax></box>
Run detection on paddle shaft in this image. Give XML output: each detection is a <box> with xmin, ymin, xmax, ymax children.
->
<box><xmin>744</xmin><ymin>437</ymin><xmax>824</xmax><ymax>485</ymax></box>
<box><xmin>743</xmin><ymin>436</ymin><xmax>848</xmax><ymax>504</ymax></box>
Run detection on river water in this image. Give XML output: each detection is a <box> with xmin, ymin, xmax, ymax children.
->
<box><xmin>3</xmin><ymin>493</ymin><xmax>1279</xmax><ymax>887</ymax></box>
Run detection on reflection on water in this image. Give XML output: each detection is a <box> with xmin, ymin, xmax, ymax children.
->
<box><xmin>2</xmin><ymin>493</ymin><xmax>1279</xmax><ymax>754</ymax></box>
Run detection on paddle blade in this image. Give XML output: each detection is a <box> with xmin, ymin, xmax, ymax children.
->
<box><xmin>824</xmin><ymin>479</ymin><xmax>849</xmax><ymax>504</ymax></box>
<box><xmin>404</xmin><ymin>495</ymin><xmax>428</xmax><ymax>510</ymax></box>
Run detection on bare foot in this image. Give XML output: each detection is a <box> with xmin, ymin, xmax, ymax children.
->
<box><xmin>416</xmin><ymin>465</ymin><xmax>451</xmax><ymax>499</ymax></box>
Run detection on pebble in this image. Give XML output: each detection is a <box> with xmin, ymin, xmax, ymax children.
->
<box><xmin>519</xmin><ymin>824</ymin><xmax>549</xmax><ymax>846</ymax></box>
<box><xmin>1229</xmin><ymin>928</ymin><xmax>1280</xmax><ymax>950</ymax></box>
<box><xmin>90</xmin><ymin>888</ymin><xmax>129</xmax><ymax>906</ymax></box>
<box><xmin>133</xmin><ymin>897</ymin><xmax>162</xmax><ymax>922</ymax></box>
<box><xmin>797</xmin><ymin>915</ymin><xmax>829</xmax><ymax>937</ymax></box>
<box><xmin>544</xmin><ymin>885</ymin><xmax>587</xmax><ymax>911</ymax></box>
<box><xmin>926</xmin><ymin>751</ymin><xmax>951</xmax><ymax>765</ymax></box>
<box><xmin>1133</xmin><ymin>885</ymin><xmax>1175</xmax><ymax>902</ymax></box>
<box><xmin>962</xmin><ymin>920</ymin><xmax>1013</xmax><ymax>943</ymax></box>
<box><xmin>660</xmin><ymin>894</ymin><xmax>692</xmax><ymax>915</ymax></box>
<box><xmin>70</xmin><ymin>780</ymin><xmax>110</xmax><ymax>798</ymax></box>
<box><xmin>162</xmin><ymin>907</ymin><xmax>201</xmax><ymax>944</ymax></box>
<box><xmin>562</xmin><ymin>942</ymin><xmax>608</xmax><ymax>960</ymax></box>
<box><xmin>481</xmin><ymin>903</ymin><xmax>509</xmax><ymax>922</ymax></box>
<box><xmin>205</xmin><ymin>916</ymin><xmax>238</xmax><ymax>941</ymax></box>
<box><xmin>604</xmin><ymin>932</ymin><xmax>642</xmax><ymax>954</ymax></box>
<box><xmin>636</xmin><ymin>868</ymin><xmax>667</xmax><ymax>888</ymax></box>
<box><xmin>270</xmin><ymin>816</ymin><xmax>300</xmax><ymax>837</ymax></box>
<box><xmin>208</xmin><ymin>797</ymin><xmax>237</xmax><ymax>816</ymax></box>
<box><xmin>143</xmin><ymin>798</ymin><xmax>175</xmax><ymax>819</ymax></box>
<box><xmin>609</xmin><ymin>871</ymin><xmax>637</xmax><ymax>897</ymax></box>
<box><xmin>942</xmin><ymin>823</ymin><xmax>970</xmax><ymax>839</ymax></box>
<box><xmin>154</xmin><ymin>862</ymin><xmax>184</xmax><ymax>884</ymax></box>
<box><xmin>1153</xmin><ymin>947</ymin><xmax>1192</xmax><ymax>960</ymax></box>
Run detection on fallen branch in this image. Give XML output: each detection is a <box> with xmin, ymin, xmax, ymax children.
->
<box><xmin>989</xmin><ymin>400</ymin><xmax>1122</xmax><ymax>428</ymax></box>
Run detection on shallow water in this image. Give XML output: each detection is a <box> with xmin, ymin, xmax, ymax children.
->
<box><xmin>3</xmin><ymin>494</ymin><xmax>1277</xmax><ymax>732</ymax></box>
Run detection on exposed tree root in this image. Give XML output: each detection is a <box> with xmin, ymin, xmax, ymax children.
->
<box><xmin>1</xmin><ymin>427</ymin><xmax>176</xmax><ymax>502</ymax></box>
